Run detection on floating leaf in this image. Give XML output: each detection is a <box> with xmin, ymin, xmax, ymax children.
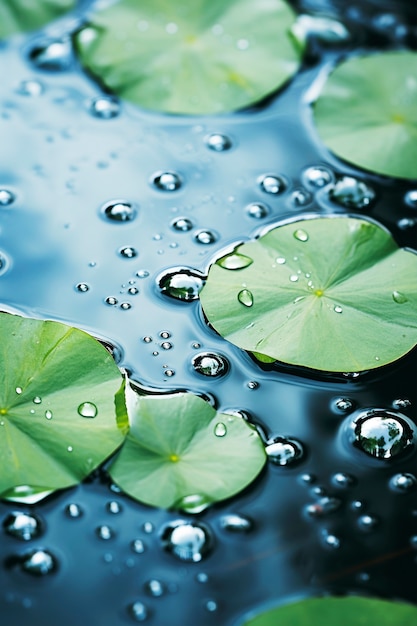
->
<box><xmin>314</xmin><ymin>51</ymin><xmax>417</xmax><ymax>179</ymax></box>
<box><xmin>0</xmin><ymin>314</ymin><xmax>125</xmax><ymax>499</ymax></box>
<box><xmin>0</xmin><ymin>0</ymin><xmax>75</xmax><ymax>38</ymax></box>
<box><xmin>108</xmin><ymin>387</ymin><xmax>266</xmax><ymax>509</ymax></box>
<box><xmin>200</xmin><ymin>217</ymin><xmax>417</xmax><ymax>372</ymax></box>
<box><xmin>243</xmin><ymin>596</ymin><xmax>417</xmax><ymax>626</ymax></box>
<box><xmin>74</xmin><ymin>0</ymin><xmax>304</xmax><ymax>115</ymax></box>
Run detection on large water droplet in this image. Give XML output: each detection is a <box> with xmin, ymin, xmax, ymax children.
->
<box><xmin>192</xmin><ymin>352</ymin><xmax>229</xmax><ymax>377</ymax></box>
<box><xmin>331</xmin><ymin>472</ymin><xmax>356</xmax><ymax>488</ymax></box>
<box><xmin>220</xmin><ymin>514</ymin><xmax>253</xmax><ymax>532</ymax></box>
<box><xmin>161</xmin><ymin>520</ymin><xmax>212</xmax><ymax>562</ymax></box>
<box><xmin>3</xmin><ymin>512</ymin><xmax>43</xmax><ymax>541</ymax></box>
<box><xmin>217</xmin><ymin>252</ymin><xmax>253</xmax><ymax>270</ymax></box>
<box><xmin>265</xmin><ymin>437</ymin><xmax>304</xmax><ymax>466</ymax></box>
<box><xmin>389</xmin><ymin>472</ymin><xmax>417</xmax><ymax>493</ymax></box>
<box><xmin>28</xmin><ymin>38</ymin><xmax>73</xmax><ymax>71</ymax></box>
<box><xmin>0</xmin><ymin>189</ymin><xmax>16</xmax><ymax>206</ymax></box>
<box><xmin>245</xmin><ymin>202</ymin><xmax>269</xmax><ymax>219</ymax></box>
<box><xmin>77</xmin><ymin>402</ymin><xmax>98</xmax><ymax>418</ymax></box>
<box><xmin>205</xmin><ymin>133</ymin><xmax>232</xmax><ymax>151</ymax></box>
<box><xmin>151</xmin><ymin>171</ymin><xmax>182</xmax><ymax>191</ymax></box>
<box><xmin>89</xmin><ymin>96</ymin><xmax>120</xmax><ymax>119</ymax></box>
<box><xmin>258</xmin><ymin>174</ymin><xmax>287</xmax><ymax>195</ymax></box>
<box><xmin>349</xmin><ymin>409</ymin><xmax>415</xmax><ymax>459</ymax></box>
<box><xmin>102</xmin><ymin>200</ymin><xmax>137</xmax><ymax>222</ymax></box>
<box><xmin>176</xmin><ymin>494</ymin><xmax>211</xmax><ymax>514</ymax></box>
<box><xmin>129</xmin><ymin>601</ymin><xmax>149</xmax><ymax>622</ymax></box>
<box><xmin>237</xmin><ymin>288</ymin><xmax>254</xmax><ymax>307</ymax></box>
<box><xmin>303</xmin><ymin>166</ymin><xmax>333</xmax><ymax>188</ymax></box>
<box><xmin>159</xmin><ymin>269</ymin><xmax>205</xmax><ymax>301</ymax></box>
<box><xmin>21</xmin><ymin>549</ymin><xmax>57</xmax><ymax>575</ymax></box>
<box><xmin>392</xmin><ymin>290</ymin><xmax>408</xmax><ymax>304</ymax></box>
<box><xmin>329</xmin><ymin>176</ymin><xmax>376</xmax><ymax>209</ymax></box>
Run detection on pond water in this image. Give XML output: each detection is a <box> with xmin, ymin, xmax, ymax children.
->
<box><xmin>0</xmin><ymin>1</ymin><xmax>416</xmax><ymax>625</ymax></box>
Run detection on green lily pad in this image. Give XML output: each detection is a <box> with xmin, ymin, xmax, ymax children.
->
<box><xmin>74</xmin><ymin>0</ymin><xmax>304</xmax><ymax>115</ymax></box>
<box><xmin>108</xmin><ymin>387</ymin><xmax>266</xmax><ymax>509</ymax></box>
<box><xmin>200</xmin><ymin>216</ymin><xmax>417</xmax><ymax>373</ymax></box>
<box><xmin>0</xmin><ymin>313</ymin><xmax>125</xmax><ymax>499</ymax></box>
<box><xmin>243</xmin><ymin>596</ymin><xmax>417</xmax><ymax>626</ymax></box>
<box><xmin>0</xmin><ymin>0</ymin><xmax>75</xmax><ymax>38</ymax></box>
<box><xmin>314</xmin><ymin>51</ymin><xmax>417</xmax><ymax>179</ymax></box>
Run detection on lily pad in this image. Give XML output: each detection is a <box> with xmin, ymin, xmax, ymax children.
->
<box><xmin>74</xmin><ymin>0</ymin><xmax>304</xmax><ymax>115</ymax></box>
<box><xmin>0</xmin><ymin>0</ymin><xmax>75</xmax><ymax>38</ymax></box>
<box><xmin>200</xmin><ymin>216</ymin><xmax>417</xmax><ymax>372</ymax></box>
<box><xmin>108</xmin><ymin>387</ymin><xmax>266</xmax><ymax>509</ymax></box>
<box><xmin>314</xmin><ymin>51</ymin><xmax>417</xmax><ymax>179</ymax></box>
<box><xmin>0</xmin><ymin>313</ymin><xmax>125</xmax><ymax>499</ymax></box>
<box><xmin>243</xmin><ymin>596</ymin><xmax>417</xmax><ymax>626</ymax></box>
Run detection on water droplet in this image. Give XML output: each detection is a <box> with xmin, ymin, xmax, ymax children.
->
<box><xmin>89</xmin><ymin>96</ymin><xmax>120</xmax><ymax>119</ymax></box>
<box><xmin>77</xmin><ymin>402</ymin><xmax>98</xmax><ymax>418</ymax></box>
<box><xmin>136</xmin><ymin>269</ymin><xmax>149</xmax><ymax>279</ymax></box>
<box><xmin>3</xmin><ymin>512</ymin><xmax>43</xmax><ymax>541</ymax></box>
<box><xmin>245</xmin><ymin>202</ymin><xmax>269</xmax><ymax>219</ymax></box>
<box><xmin>176</xmin><ymin>494</ymin><xmax>211</xmax><ymax>514</ymax></box>
<box><xmin>159</xmin><ymin>269</ymin><xmax>205</xmax><ymax>301</ymax></box>
<box><xmin>214</xmin><ymin>422</ymin><xmax>227</xmax><ymax>437</ymax></box>
<box><xmin>161</xmin><ymin>520</ymin><xmax>212</xmax><ymax>562</ymax></box>
<box><xmin>333</xmin><ymin>305</ymin><xmax>343</xmax><ymax>313</ymax></box>
<box><xmin>144</xmin><ymin>579</ymin><xmax>165</xmax><ymax>597</ymax></box>
<box><xmin>258</xmin><ymin>174</ymin><xmax>287</xmax><ymax>195</ymax></box>
<box><xmin>17</xmin><ymin>79</ymin><xmax>44</xmax><ymax>96</ymax></box>
<box><xmin>96</xmin><ymin>525</ymin><xmax>114</xmax><ymax>540</ymax></box>
<box><xmin>0</xmin><ymin>189</ymin><xmax>16</xmax><ymax>206</ymax></box>
<box><xmin>45</xmin><ymin>410</ymin><xmax>53</xmax><ymax>420</ymax></box>
<box><xmin>357</xmin><ymin>514</ymin><xmax>378</xmax><ymax>531</ymax></box>
<box><xmin>128</xmin><ymin>287</ymin><xmax>139</xmax><ymax>295</ymax></box>
<box><xmin>102</xmin><ymin>200</ymin><xmax>136</xmax><ymax>222</ymax></box>
<box><xmin>65</xmin><ymin>503</ymin><xmax>83</xmax><ymax>518</ymax></box>
<box><xmin>397</xmin><ymin>217</ymin><xmax>416</xmax><ymax>230</ymax></box>
<box><xmin>276</xmin><ymin>257</ymin><xmax>286</xmax><ymax>265</ymax></box>
<box><xmin>171</xmin><ymin>217</ymin><xmax>193</xmax><ymax>232</ymax></box>
<box><xmin>329</xmin><ymin>176</ymin><xmax>376</xmax><ymax>209</ymax></box>
<box><xmin>15</xmin><ymin>387</ymin><xmax>22</xmax><ymax>395</ymax></box>
<box><xmin>205</xmin><ymin>600</ymin><xmax>218</xmax><ymax>612</ymax></box>
<box><xmin>142</xmin><ymin>522</ymin><xmax>154</xmax><ymax>534</ymax></box>
<box><xmin>205</xmin><ymin>133</ymin><xmax>232</xmax><ymax>151</ymax></box>
<box><xmin>303</xmin><ymin>166</ymin><xmax>333</xmax><ymax>188</ymax></box>
<box><xmin>143</xmin><ymin>336</ymin><xmax>152</xmax><ymax>343</ymax></box>
<box><xmin>294</xmin><ymin>229</ymin><xmax>309</xmax><ymax>242</ymax></box>
<box><xmin>290</xmin><ymin>188</ymin><xmax>312</xmax><ymax>206</ymax></box>
<box><xmin>120</xmin><ymin>302</ymin><xmax>132</xmax><ymax>310</ymax></box>
<box><xmin>119</xmin><ymin>246</ymin><xmax>138</xmax><ymax>259</ymax></box>
<box><xmin>349</xmin><ymin>409</ymin><xmax>415</xmax><ymax>459</ymax></box>
<box><xmin>322</xmin><ymin>532</ymin><xmax>340</xmax><ymax>549</ymax></box>
<box><xmin>404</xmin><ymin>190</ymin><xmax>417</xmax><ymax>209</ymax></box>
<box><xmin>76</xmin><ymin>282</ymin><xmax>89</xmax><ymax>293</ymax></box>
<box><xmin>289</xmin><ymin>274</ymin><xmax>299</xmax><ymax>282</ymax></box>
<box><xmin>392</xmin><ymin>398</ymin><xmax>411</xmax><ymax>410</ymax></box>
<box><xmin>194</xmin><ymin>230</ymin><xmax>217</xmax><ymax>244</ymax></box>
<box><xmin>192</xmin><ymin>352</ymin><xmax>229</xmax><ymax>377</ymax></box>
<box><xmin>129</xmin><ymin>601</ymin><xmax>149</xmax><ymax>622</ymax></box>
<box><xmin>106</xmin><ymin>501</ymin><xmax>122</xmax><ymax>514</ymax></box>
<box><xmin>105</xmin><ymin>296</ymin><xmax>118</xmax><ymax>305</ymax></box>
<box><xmin>392</xmin><ymin>290</ymin><xmax>408</xmax><ymax>304</ymax></box>
<box><xmin>389</xmin><ymin>473</ymin><xmax>417</xmax><ymax>493</ymax></box>
<box><xmin>196</xmin><ymin>572</ymin><xmax>209</xmax><ymax>583</ymax></box>
<box><xmin>28</xmin><ymin>38</ymin><xmax>73</xmax><ymax>71</ymax></box>
<box><xmin>32</xmin><ymin>396</ymin><xmax>42</xmax><ymax>405</ymax></box>
<box><xmin>21</xmin><ymin>549</ymin><xmax>57</xmax><ymax>575</ymax></box>
<box><xmin>265</xmin><ymin>437</ymin><xmax>303</xmax><ymax>466</ymax></box>
<box><xmin>331</xmin><ymin>472</ymin><xmax>356</xmax><ymax>488</ymax></box>
<box><xmin>305</xmin><ymin>497</ymin><xmax>341</xmax><ymax>518</ymax></box>
<box><xmin>217</xmin><ymin>252</ymin><xmax>253</xmax><ymax>270</ymax></box>
<box><xmin>247</xmin><ymin>380</ymin><xmax>259</xmax><ymax>389</ymax></box>
<box><xmin>237</xmin><ymin>288</ymin><xmax>254</xmax><ymax>307</ymax></box>
<box><xmin>334</xmin><ymin>398</ymin><xmax>354</xmax><ymax>412</ymax></box>
<box><xmin>220</xmin><ymin>514</ymin><xmax>253</xmax><ymax>532</ymax></box>
<box><xmin>161</xmin><ymin>341</ymin><xmax>172</xmax><ymax>350</ymax></box>
<box><xmin>151</xmin><ymin>171</ymin><xmax>182</xmax><ymax>191</ymax></box>
<box><xmin>67</xmin><ymin>445</ymin><xmax>73</xmax><ymax>452</ymax></box>
<box><xmin>131</xmin><ymin>539</ymin><xmax>145</xmax><ymax>554</ymax></box>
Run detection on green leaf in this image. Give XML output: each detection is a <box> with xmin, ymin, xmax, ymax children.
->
<box><xmin>200</xmin><ymin>217</ymin><xmax>417</xmax><ymax>373</ymax></box>
<box><xmin>243</xmin><ymin>596</ymin><xmax>417</xmax><ymax>626</ymax></box>
<box><xmin>0</xmin><ymin>313</ymin><xmax>125</xmax><ymax>499</ymax></box>
<box><xmin>74</xmin><ymin>0</ymin><xmax>304</xmax><ymax>115</ymax></box>
<box><xmin>108</xmin><ymin>387</ymin><xmax>266</xmax><ymax>509</ymax></box>
<box><xmin>0</xmin><ymin>0</ymin><xmax>75</xmax><ymax>39</ymax></box>
<box><xmin>314</xmin><ymin>51</ymin><xmax>417</xmax><ymax>179</ymax></box>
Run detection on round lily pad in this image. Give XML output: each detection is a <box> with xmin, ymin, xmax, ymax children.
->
<box><xmin>0</xmin><ymin>314</ymin><xmax>125</xmax><ymax>499</ymax></box>
<box><xmin>109</xmin><ymin>387</ymin><xmax>266</xmax><ymax>509</ymax></box>
<box><xmin>200</xmin><ymin>216</ymin><xmax>417</xmax><ymax>373</ymax></box>
<box><xmin>243</xmin><ymin>596</ymin><xmax>417</xmax><ymax>626</ymax></box>
<box><xmin>313</xmin><ymin>51</ymin><xmax>417</xmax><ymax>179</ymax></box>
<box><xmin>0</xmin><ymin>0</ymin><xmax>75</xmax><ymax>38</ymax></box>
<box><xmin>74</xmin><ymin>0</ymin><xmax>304</xmax><ymax>115</ymax></box>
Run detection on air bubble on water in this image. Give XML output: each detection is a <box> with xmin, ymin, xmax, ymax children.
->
<box><xmin>17</xmin><ymin>79</ymin><xmax>44</xmax><ymax>96</ymax></box>
<box><xmin>151</xmin><ymin>171</ymin><xmax>182</xmax><ymax>191</ymax></box>
<box><xmin>194</xmin><ymin>230</ymin><xmax>217</xmax><ymax>245</ymax></box>
<box><xmin>329</xmin><ymin>176</ymin><xmax>376</xmax><ymax>209</ymax></box>
<box><xmin>389</xmin><ymin>473</ymin><xmax>417</xmax><ymax>493</ymax></box>
<box><xmin>33</xmin><ymin>396</ymin><xmax>42</xmax><ymax>405</ymax></box>
<box><xmin>142</xmin><ymin>522</ymin><xmax>154</xmax><ymax>534</ymax></box>
<box><xmin>258</xmin><ymin>174</ymin><xmax>287</xmax><ymax>195</ymax></box>
<box><xmin>0</xmin><ymin>189</ymin><xmax>16</xmax><ymax>205</ymax></box>
<box><xmin>392</xmin><ymin>398</ymin><xmax>411</xmax><ymax>410</ymax></box>
<box><xmin>75</xmin><ymin>283</ymin><xmax>89</xmax><ymax>293</ymax></box>
<box><xmin>171</xmin><ymin>217</ymin><xmax>193</xmax><ymax>231</ymax></box>
<box><xmin>237</xmin><ymin>289</ymin><xmax>254</xmax><ymax>307</ymax></box>
<box><xmin>96</xmin><ymin>525</ymin><xmax>114</xmax><ymax>540</ymax></box>
<box><xmin>161</xmin><ymin>342</ymin><xmax>172</xmax><ymax>350</ymax></box>
<box><xmin>105</xmin><ymin>296</ymin><xmax>118</xmax><ymax>306</ymax></box>
<box><xmin>289</xmin><ymin>274</ymin><xmax>299</xmax><ymax>282</ymax></box>
<box><xmin>106</xmin><ymin>501</ymin><xmax>122</xmax><ymax>514</ymax></box>
<box><xmin>161</xmin><ymin>520</ymin><xmax>212</xmax><ymax>562</ymax></box>
<box><xmin>290</xmin><ymin>188</ymin><xmax>312</xmax><ymax>207</ymax></box>
<box><xmin>144</xmin><ymin>579</ymin><xmax>165</xmax><ymax>597</ymax></box>
<box><xmin>119</xmin><ymin>246</ymin><xmax>138</xmax><ymax>259</ymax></box>
<box><xmin>159</xmin><ymin>269</ymin><xmax>205</xmax><ymax>301</ymax></box>
<box><xmin>205</xmin><ymin>600</ymin><xmax>218</xmax><ymax>612</ymax></box>
<box><xmin>299</xmin><ymin>473</ymin><xmax>316</xmax><ymax>485</ymax></box>
<box><xmin>265</xmin><ymin>437</ymin><xmax>303</xmax><ymax>466</ymax></box>
<box><xmin>220</xmin><ymin>514</ymin><xmax>253</xmax><ymax>532</ymax></box>
<box><xmin>192</xmin><ymin>352</ymin><xmax>229</xmax><ymax>377</ymax></box>
<box><xmin>176</xmin><ymin>494</ymin><xmax>211</xmax><ymax>514</ymax></box>
<box><xmin>349</xmin><ymin>409</ymin><xmax>415</xmax><ymax>459</ymax></box>
<box><xmin>89</xmin><ymin>96</ymin><xmax>120</xmax><ymax>119</ymax></box>
<box><xmin>276</xmin><ymin>257</ymin><xmax>286</xmax><ymax>265</ymax></box>
<box><xmin>247</xmin><ymin>381</ymin><xmax>259</xmax><ymax>390</ymax></box>
<box><xmin>45</xmin><ymin>410</ymin><xmax>53</xmax><ymax>420</ymax></box>
<box><xmin>245</xmin><ymin>202</ymin><xmax>269</xmax><ymax>219</ymax></box>
<box><xmin>303</xmin><ymin>166</ymin><xmax>333</xmax><ymax>188</ymax></box>
<box><xmin>305</xmin><ymin>497</ymin><xmax>341</xmax><ymax>518</ymax></box>
<box><xmin>321</xmin><ymin>531</ymin><xmax>341</xmax><ymax>549</ymax></box>
<box><xmin>392</xmin><ymin>290</ymin><xmax>408</xmax><ymax>304</ymax></box>
<box><xmin>205</xmin><ymin>133</ymin><xmax>232</xmax><ymax>151</ymax></box>
<box><xmin>65</xmin><ymin>503</ymin><xmax>83</xmax><ymax>518</ymax></box>
<box><xmin>404</xmin><ymin>190</ymin><xmax>417</xmax><ymax>209</ymax></box>
<box><xmin>331</xmin><ymin>472</ymin><xmax>356</xmax><ymax>488</ymax></box>
<box><xmin>136</xmin><ymin>270</ymin><xmax>149</xmax><ymax>279</ymax></box>
<box><xmin>3</xmin><ymin>512</ymin><xmax>43</xmax><ymax>541</ymax></box>
<box><xmin>357</xmin><ymin>514</ymin><xmax>378</xmax><ymax>531</ymax></box>
<box><xmin>294</xmin><ymin>229</ymin><xmax>309</xmax><ymax>242</ymax></box>
<box><xmin>129</xmin><ymin>601</ymin><xmax>149</xmax><ymax>622</ymax></box>
<box><xmin>159</xmin><ymin>331</ymin><xmax>171</xmax><ymax>339</ymax></box>
<box><xmin>143</xmin><ymin>336</ymin><xmax>152</xmax><ymax>343</ymax></box>
<box><xmin>131</xmin><ymin>539</ymin><xmax>145</xmax><ymax>554</ymax></box>
<box><xmin>217</xmin><ymin>252</ymin><xmax>253</xmax><ymax>270</ymax></box>
<box><xmin>165</xmin><ymin>369</ymin><xmax>175</xmax><ymax>376</ymax></box>
<box><xmin>214</xmin><ymin>422</ymin><xmax>227</xmax><ymax>437</ymax></box>
<box><xmin>128</xmin><ymin>287</ymin><xmax>139</xmax><ymax>295</ymax></box>
<box><xmin>77</xmin><ymin>402</ymin><xmax>98</xmax><ymax>418</ymax></box>
<box><xmin>333</xmin><ymin>305</ymin><xmax>343</xmax><ymax>313</ymax></box>
<box><xmin>102</xmin><ymin>200</ymin><xmax>137</xmax><ymax>222</ymax></box>
<box><xmin>21</xmin><ymin>549</ymin><xmax>57</xmax><ymax>576</ymax></box>
<box><xmin>28</xmin><ymin>38</ymin><xmax>73</xmax><ymax>71</ymax></box>
<box><xmin>120</xmin><ymin>302</ymin><xmax>132</xmax><ymax>310</ymax></box>
<box><xmin>397</xmin><ymin>218</ymin><xmax>416</xmax><ymax>230</ymax></box>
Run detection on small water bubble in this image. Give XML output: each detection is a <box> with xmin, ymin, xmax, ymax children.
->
<box><xmin>404</xmin><ymin>190</ymin><xmax>417</xmax><ymax>209</ymax></box>
<box><xmin>151</xmin><ymin>171</ymin><xmax>182</xmax><ymax>191</ymax></box>
<box><xmin>65</xmin><ymin>503</ymin><xmax>83</xmax><ymax>518</ymax></box>
<box><xmin>120</xmin><ymin>302</ymin><xmax>132</xmax><ymax>310</ymax></box>
<box><xmin>237</xmin><ymin>288</ymin><xmax>254</xmax><ymax>307</ymax></box>
<box><xmin>289</xmin><ymin>274</ymin><xmax>299</xmax><ymax>283</ymax></box>
<box><xmin>176</xmin><ymin>494</ymin><xmax>211</xmax><ymax>514</ymax></box>
<box><xmin>196</xmin><ymin>572</ymin><xmax>209</xmax><ymax>583</ymax></box>
<box><xmin>45</xmin><ymin>410</ymin><xmax>53</xmax><ymax>420</ymax></box>
<box><xmin>357</xmin><ymin>514</ymin><xmax>378</xmax><ymax>531</ymax></box>
<box><xmin>331</xmin><ymin>472</ymin><xmax>356</xmax><ymax>488</ymax></box>
<box><xmin>218</xmin><ymin>252</ymin><xmax>253</xmax><ymax>270</ymax></box>
<box><xmin>392</xmin><ymin>398</ymin><xmax>411</xmax><ymax>410</ymax></box>
<box><xmin>397</xmin><ymin>218</ymin><xmax>416</xmax><ymax>230</ymax></box>
<box><xmin>136</xmin><ymin>269</ymin><xmax>150</xmax><ymax>279</ymax></box>
<box><xmin>161</xmin><ymin>520</ymin><xmax>212</xmax><ymax>562</ymax></box>
<box><xmin>17</xmin><ymin>79</ymin><xmax>44</xmax><ymax>96</ymax></box>
<box><xmin>194</xmin><ymin>229</ymin><xmax>217</xmax><ymax>245</ymax></box>
<box><xmin>389</xmin><ymin>473</ymin><xmax>417</xmax><ymax>493</ymax></box>
<box><xmin>15</xmin><ymin>387</ymin><xmax>22</xmax><ymax>395</ymax></box>
<box><xmin>303</xmin><ymin>166</ymin><xmax>333</xmax><ymax>188</ymax></box>
<box><xmin>143</xmin><ymin>336</ymin><xmax>152</xmax><ymax>343</ymax></box>
<box><xmin>305</xmin><ymin>497</ymin><xmax>341</xmax><ymax>518</ymax></box>
<box><xmin>290</xmin><ymin>188</ymin><xmax>312</xmax><ymax>207</ymax></box>
<box><xmin>258</xmin><ymin>174</ymin><xmax>287</xmax><ymax>195</ymax></box>
<box><xmin>294</xmin><ymin>228</ymin><xmax>309</xmax><ymax>242</ymax></box>
<box><xmin>144</xmin><ymin>579</ymin><xmax>165</xmax><ymax>597</ymax></box>
<box><xmin>75</xmin><ymin>283</ymin><xmax>89</xmax><ymax>293</ymax></box>
<box><xmin>32</xmin><ymin>396</ymin><xmax>42</xmax><ymax>405</ymax></box>
<box><xmin>322</xmin><ymin>532</ymin><xmax>341</xmax><ymax>549</ymax></box>
<box><xmin>392</xmin><ymin>290</ymin><xmax>408</xmax><ymax>304</ymax></box>
<box><xmin>102</xmin><ymin>200</ymin><xmax>137</xmax><ymax>222</ymax></box>
<box><xmin>205</xmin><ymin>133</ymin><xmax>232</xmax><ymax>151</ymax></box>
<box><xmin>265</xmin><ymin>437</ymin><xmax>303</xmax><ymax>466</ymax></box>
<box><xmin>247</xmin><ymin>381</ymin><xmax>259</xmax><ymax>390</ymax></box>
<box><xmin>3</xmin><ymin>512</ymin><xmax>43</xmax><ymax>541</ymax></box>
<box><xmin>349</xmin><ymin>409</ymin><xmax>415</xmax><ymax>459</ymax></box>
<box><xmin>119</xmin><ymin>246</ymin><xmax>138</xmax><ymax>259</ymax></box>
<box><xmin>333</xmin><ymin>305</ymin><xmax>343</xmax><ymax>314</ymax></box>
<box><xmin>77</xmin><ymin>402</ymin><xmax>98</xmax><ymax>418</ymax></box>
<box><xmin>171</xmin><ymin>217</ymin><xmax>193</xmax><ymax>231</ymax></box>
<box><xmin>96</xmin><ymin>525</ymin><xmax>114</xmax><ymax>540</ymax></box>
<box><xmin>192</xmin><ymin>352</ymin><xmax>229</xmax><ymax>377</ymax></box>
<box><xmin>245</xmin><ymin>202</ymin><xmax>269</xmax><ymax>219</ymax></box>
<box><xmin>334</xmin><ymin>398</ymin><xmax>354</xmax><ymax>412</ymax></box>
<box><xmin>28</xmin><ymin>38</ymin><xmax>73</xmax><ymax>71</ymax></box>
<box><xmin>107</xmin><ymin>501</ymin><xmax>122</xmax><ymax>514</ymax></box>
<box><xmin>129</xmin><ymin>601</ymin><xmax>149</xmax><ymax>622</ymax></box>
<box><xmin>329</xmin><ymin>176</ymin><xmax>376</xmax><ymax>209</ymax></box>
<box><xmin>159</xmin><ymin>331</ymin><xmax>171</xmax><ymax>339</ymax></box>
<box><xmin>142</xmin><ymin>522</ymin><xmax>154</xmax><ymax>534</ymax></box>
<box><xmin>21</xmin><ymin>549</ymin><xmax>57</xmax><ymax>575</ymax></box>
<box><xmin>0</xmin><ymin>189</ymin><xmax>16</xmax><ymax>205</ymax></box>
<box><xmin>105</xmin><ymin>296</ymin><xmax>118</xmax><ymax>305</ymax></box>
<box><xmin>131</xmin><ymin>539</ymin><xmax>145</xmax><ymax>554</ymax></box>
<box><xmin>160</xmin><ymin>342</ymin><xmax>172</xmax><ymax>350</ymax></box>
<box><xmin>205</xmin><ymin>600</ymin><xmax>218</xmax><ymax>612</ymax></box>
<box><xmin>89</xmin><ymin>96</ymin><xmax>120</xmax><ymax>119</ymax></box>
<box><xmin>128</xmin><ymin>287</ymin><xmax>139</xmax><ymax>295</ymax></box>
<box><xmin>214</xmin><ymin>422</ymin><xmax>227</xmax><ymax>437</ymax></box>
<box><xmin>220</xmin><ymin>514</ymin><xmax>253</xmax><ymax>532</ymax></box>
